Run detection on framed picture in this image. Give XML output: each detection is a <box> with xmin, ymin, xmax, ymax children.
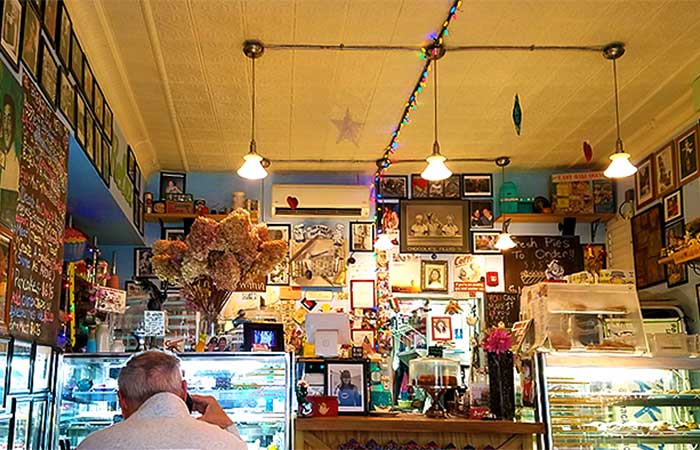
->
<box><xmin>163</xmin><ymin>228</ymin><xmax>185</xmax><ymax>241</ymax></box>
<box><xmin>0</xmin><ymin>0</ymin><xmax>23</xmax><ymax>70</ymax></box>
<box><xmin>138</xmin><ymin>199</ymin><xmax>145</xmax><ymax>235</ymax></box>
<box><xmin>326</xmin><ymin>361</ymin><xmax>366</xmax><ymax>414</ymax></box>
<box><xmin>82</xmin><ymin>60</ymin><xmax>94</xmax><ymax>105</ymax></box>
<box><xmin>134</xmin><ymin>247</ymin><xmax>155</xmax><ymax>278</ymax></box>
<box><xmin>431</xmin><ymin>316</ymin><xmax>453</xmax><ymax>341</ymax></box>
<box><xmin>421</xmin><ymin>260</ymin><xmax>448</xmax><ymax>292</ymax></box>
<box><xmin>349</xmin><ymin>222</ymin><xmax>374</xmax><ymax>253</ymax></box>
<box><xmin>400</xmin><ymin>200</ymin><xmax>469</xmax><ymax>254</ymax></box>
<box><xmin>267</xmin><ymin>224</ymin><xmax>290</xmax><ymax>286</ymax></box>
<box><xmin>376</xmin><ymin>201</ymin><xmax>399</xmax><ymax>234</ymax></box>
<box><xmin>583</xmin><ymin>243</ymin><xmax>607</xmax><ymax>273</ymax></box>
<box><xmin>675</xmin><ymin>125</ymin><xmax>699</xmax><ymax>186</ymax></box>
<box><xmin>662</xmin><ymin>189</ymin><xmax>682</xmax><ymax>224</ymax></box>
<box><xmin>125</xmin><ymin>280</ymin><xmax>148</xmax><ymax>298</ymax></box>
<box><xmin>38</xmin><ymin>39</ymin><xmax>58</xmax><ymax>106</ymax></box>
<box><xmin>378</xmin><ymin>175</ymin><xmax>408</xmax><ymax>199</ymax></box>
<box><xmin>75</xmin><ymin>91</ymin><xmax>85</xmax><ymax>147</ymax></box>
<box><xmin>101</xmin><ymin>134</ymin><xmax>111</xmax><ymax>185</ymax></box>
<box><xmin>11</xmin><ymin>398</ymin><xmax>29</xmax><ymax>450</ymax></box>
<box><xmin>634</xmin><ymin>154</ymin><xmax>655</xmax><ymax>210</ymax></box>
<box><xmin>69</xmin><ymin>31</ymin><xmax>82</xmax><ymax>83</ymax></box>
<box><xmin>31</xmin><ymin>344</ymin><xmax>51</xmax><ymax>392</ymax></box>
<box><xmin>631</xmin><ymin>204</ymin><xmax>665</xmax><ymax>289</ymax></box>
<box><xmin>135</xmin><ymin>163</ymin><xmax>142</xmax><ymax>190</ymax></box>
<box><xmin>665</xmin><ymin>219</ymin><xmax>687</xmax><ymax>288</ymax></box>
<box><xmin>469</xmin><ymin>199</ymin><xmax>494</xmax><ymax>229</ymax></box>
<box><xmin>350</xmin><ymin>279</ymin><xmax>375</xmax><ymax>310</ymax></box>
<box><xmin>27</xmin><ymin>398</ymin><xmax>46</xmax><ymax>450</ymax></box>
<box><xmin>351</xmin><ymin>329</ymin><xmax>374</xmax><ymax>347</ymax></box>
<box><xmin>654</xmin><ymin>142</ymin><xmax>677</xmax><ymax>198</ymax></box>
<box><xmin>56</xmin><ymin>2</ymin><xmax>70</xmax><ymax>66</ymax></box>
<box><xmin>58</xmin><ymin>69</ymin><xmax>74</xmax><ymax>127</ymax></box>
<box><xmin>462</xmin><ymin>174</ymin><xmax>493</xmax><ymax>197</ymax></box>
<box><xmin>472</xmin><ymin>231</ymin><xmax>500</xmax><ymax>254</ymax></box>
<box><xmin>0</xmin><ymin>339</ymin><xmax>9</xmax><ymax>408</ymax></box>
<box><xmin>160</xmin><ymin>171</ymin><xmax>186</xmax><ymax>199</ymax></box>
<box><xmin>104</xmin><ymin>103</ymin><xmax>113</xmax><ymax>142</ymax></box>
<box><xmin>93</xmin><ymin>82</ymin><xmax>104</xmax><ymax>125</ymax></box>
<box><xmin>42</xmin><ymin>0</ymin><xmax>58</xmax><ymax>41</ymax></box>
<box><xmin>9</xmin><ymin>339</ymin><xmax>32</xmax><ymax>394</ymax></box>
<box><xmin>20</xmin><ymin>3</ymin><xmax>40</xmax><ymax>77</ymax></box>
<box><xmin>132</xmin><ymin>189</ymin><xmax>141</xmax><ymax>230</ymax></box>
<box><xmin>127</xmin><ymin>146</ymin><xmax>136</xmax><ymax>182</ymax></box>
<box><xmin>411</xmin><ymin>174</ymin><xmax>461</xmax><ymax>199</ymax></box>
<box><xmin>0</xmin><ymin>224</ymin><xmax>13</xmax><ymax>334</ymax></box>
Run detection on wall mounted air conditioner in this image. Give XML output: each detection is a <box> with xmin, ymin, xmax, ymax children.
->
<box><xmin>271</xmin><ymin>184</ymin><xmax>370</xmax><ymax>219</ymax></box>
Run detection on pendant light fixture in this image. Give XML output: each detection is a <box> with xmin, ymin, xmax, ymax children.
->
<box><xmin>421</xmin><ymin>45</ymin><xmax>452</xmax><ymax>181</ymax></box>
<box><xmin>602</xmin><ymin>42</ymin><xmax>637</xmax><ymax>179</ymax></box>
<box><xmin>494</xmin><ymin>157</ymin><xmax>517</xmax><ymax>251</ymax></box>
<box><xmin>237</xmin><ymin>40</ymin><xmax>269</xmax><ymax>180</ymax></box>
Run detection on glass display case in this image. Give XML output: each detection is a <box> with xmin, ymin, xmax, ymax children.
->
<box><xmin>55</xmin><ymin>352</ymin><xmax>293</xmax><ymax>450</ymax></box>
<box><xmin>534</xmin><ymin>352</ymin><xmax>700</xmax><ymax>449</ymax></box>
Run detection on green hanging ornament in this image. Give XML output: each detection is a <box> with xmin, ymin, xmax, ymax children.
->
<box><xmin>512</xmin><ymin>94</ymin><xmax>522</xmax><ymax>135</ymax></box>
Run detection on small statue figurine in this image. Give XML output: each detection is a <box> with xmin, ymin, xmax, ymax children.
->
<box><xmin>545</xmin><ymin>259</ymin><xmax>565</xmax><ymax>281</ymax></box>
<box><xmin>296</xmin><ymin>380</ymin><xmax>314</xmax><ymax>418</ymax></box>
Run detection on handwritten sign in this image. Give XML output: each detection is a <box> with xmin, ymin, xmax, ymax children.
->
<box><xmin>484</xmin><ymin>292</ymin><xmax>520</xmax><ymax>328</ymax></box>
<box><xmin>9</xmin><ymin>76</ymin><xmax>68</xmax><ymax>344</ymax></box>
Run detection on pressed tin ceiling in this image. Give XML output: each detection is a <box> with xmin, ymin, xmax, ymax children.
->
<box><xmin>67</xmin><ymin>0</ymin><xmax>700</xmax><ymax>177</ymax></box>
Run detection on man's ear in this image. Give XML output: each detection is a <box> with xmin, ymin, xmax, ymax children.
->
<box><xmin>118</xmin><ymin>391</ymin><xmax>131</xmax><ymax>418</ymax></box>
<box><xmin>181</xmin><ymin>380</ymin><xmax>188</xmax><ymax>400</ymax></box>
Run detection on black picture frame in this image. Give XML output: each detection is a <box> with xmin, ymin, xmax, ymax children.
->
<box><xmin>375</xmin><ymin>200</ymin><xmax>400</xmax><ymax>234</ymax></box>
<box><xmin>82</xmin><ymin>59</ymin><xmax>94</xmax><ymax>107</ymax></box>
<box><xmin>411</xmin><ymin>174</ymin><xmax>461</xmax><ymax>199</ymax></box>
<box><xmin>104</xmin><ymin>103</ymin><xmax>113</xmax><ymax>142</ymax></box>
<box><xmin>160</xmin><ymin>171</ymin><xmax>186</xmax><ymax>199</ymax></box>
<box><xmin>75</xmin><ymin>91</ymin><xmax>86</xmax><ymax>149</ymax></box>
<box><xmin>349</xmin><ymin>221</ymin><xmax>375</xmax><ymax>253</ymax></box>
<box><xmin>101</xmin><ymin>133</ymin><xmax>111</xmax><ymax>187</ymax></box>
<box><xmin>69</xmin><ymin>30</ymin><xmax>82</xmax><ymax>83</ymax></box>
<box><xmin>85</xmin><ymin>111</ymin><xmax>95</xmax><ymax>163</ymax></box>
<box><xmin>38</xmin><ymin>38</ymin><xmax>58</xmax><ymax>107</ymax></box>
<box><xmin>325</xmin><ymin>360</ymin><xmax>367</xmax><ymax>415</ymax></box>
<box><xmin>135</xmin><ymin>163</ymin><xmax>142</xmax><ymax>191</ymax></box>
<box><xmin>472</xmin><ymin>230</ymin><xmax>501</xmax><ymax>254</ymax></box>
<box><xmin>132</xmin><ymin>188</ymin><xmax>140</xmax><ymax>230</ymax></box>
<box><xmin>57</xmin><ymin>68</ymin><xmax>74</xmax><ymax>128</ymax></box>
<box><xmin>377</xmin><ymin>175</ymin><xmax>408</xmax><ymax>199</ymax></box>
<box><xmin>138</xmin><ymin>199</ymin><xmax>145</xmax><ymax>235</ymax></box>
<box><xmin>127</xmin><ymin>146</ymin><xmax>136</xmax><ymax>182</ymax></box>
<box><xmin>297</xmin><ymin>360</ymin><xmax>327</xmax><ymax>396</ymax></box>
<box><xmin>462</xmin><ymin>173</ymin><xmax>493</xmax><ymax>197</ymax></box>
<box><xmin>56</xmin><ymin>1</ymin><xmax>70</xmax><ymax>67</ymax></box>
<box><xmin>469</xmin><ymin>199</ymin><xmax>494</xmax><ymax>229</ymax></box>
<box><xmin>93</xmin><ymin>81</ymin><xmax>104</xmax><ymax>125</ymax></box>
<box><xmin>134</xmin><ymin>247</ymin><xmax>154</xmax><ymax>278</ymax></box>
<box><xmin>631</xmin><ymin>203</ymin><xmax>665</xmax><ymax>289</ymax></box>
<box><xmin>242</xmin><ymin>322</ymin><xmax>285</xmax><ymax>352</ymax></box>
<box><xmin>399</xmin><ymin>199</ymin><xmax>470</xmax><ymax>254</ymax></box>
<box><xmin>162</xmin><ymin>227</ymin><xmax>185</xmax><ymax>241</ymax></box>
<box><xmin>20</xmin><ymin>2</ymin><xmax>41</xmax><ymax>78</ymax></box>
<box><xmin>664</xmin><ymin>219</ymin><xmax>688</xmax><ymax>288</ymax></box>
<box><xmin>0</xmin><ymin>0</ymin><xmax>24</xmax><ymax>71</ymax></box>
<box><xmin>41</xmin><ymin>0</ymin><xmax>58</xmax><ymax>42</ymax></box>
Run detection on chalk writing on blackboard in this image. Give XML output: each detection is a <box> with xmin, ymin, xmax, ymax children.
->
<box><xmin>484</xmin><ymin>292</ymin><xmax>519</xmax><ymax>328</ymax></box>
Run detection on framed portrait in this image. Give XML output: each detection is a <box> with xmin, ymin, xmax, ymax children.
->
<box><xmin>27</xmin><ymin>398</ymin><xmax>46</xmax><ymax>450</ymax></box>
<box><xmin>378</xmin><ymin>175</ymin><xmax>408</xmax><ymax>199</ymax></box>
<box><xmin>662</xmin><ymin>189</ymin><xmax>682</xmax><ymax>224</ymax></box>
<box><xmin>69</xmin><ymin>31</ymin><xmax>82</xmax><ymax>84</ymax></box>
<box><xmin>350</xmin><ymin>279</ymin><xmax>375</xmax><ymax>310</ymax></box>
<box><xmin>583</xmin><ymin>243</ymin><xmax>607</xmax><ymax>273</ymax></box>
<box><xmin>325</xmin><ymin>361</ymin><xmax>366</xmax><ymax>414</ymax></box>
<box><xmin>267</xmin><ymin>224</ymin><xmax>290</xmax><ymax>286</ymax></box>
<box><xmin>0</xmin><ymin>0</ymin><xmax>23</xmax><ymax>70</ymax></box>
<box><xmin>85</xmin><ymin>110</ymin><xmax>94</xmax><ymax>162</ymax></box>
<box><xmin>400</xmin><ymin>200</ymin><xmax>469</xmax><ymax>254</ymax></box>
<box><xmin>0</xmin><ymin>224</ymin><xmax>13</xmax><ymax>334</ymax></box>
<box><xmin>38</xmin><ymin>39</ymin><xmax>58</xmax><ymax>106</ymax></box>
<box><xmin>472</xmin><ymin>231</ymin><xmax>500</xmax><ymax>254</ymax></box>
<box><xmin>138</xmin><ymin>199</ymin><xmax>145</xmax><ymax>235</ymax></box>
<box><xmin>462</xmin><ymin>174</ymin><xmax>493</xmax><ymax>197</ymax></box>
<box><xmin>431</xmin><ymin>316</ymin><xmax>453</xmax><ymax>341</ymax></box>
<box><xmin>376</xmin><ymin>201</ymin><xmax>399</xmax><ymax>234</ymax></box>
<box><xmin>349</xmin><ymin>222</ymin><xmax>374</xmax><ymax>253</ymax></box>
<box><xmin>20</xmin><ymin>3</ymin><xmax>40</xmax><ymax>77</ymax></box>
<box><xmin>675</xmin><ymin>125</ymin><xmax>699</xmax><ymax>186</ymax></box>
<box><xmin>31</xmin><ymin>344</ymin><xmax>51</xmax><ymax>392</ymax></box>
<box><xmin>654</xmin><ymin>142</ymin><xmax>677</xmax><ymax>198</ymax></box>
<box><xmin>0</xmin><ymin>339</ymin><xmax>8</xmax><ymax>408</ymax></box>
<box><xmin>101</xmin><ymin>135</ymin><xmax>111</xmax><ymax>185</ymax></box>
<box><xmin>665</xmin><ymin>219</ymin><xmax>687</xmax><ymax>288</ymax></box>
<box><xmin>104</xmin><ymin>103</ymin><xmax>113</xmax><ymax>142</ymax></box>
<box><xmin>82</xmin><ymin>60</ymin><xmax>94</xmax><ymax>105</ymax></box>
<box><xmin>135</xmin><ymin>163</ymin><xmax>142</xmax><ymax>190</ymax></box>
<box><xmin>634</xmin><ymin>154</ymin><xmax>655</xmax><ymax>210</ymax></box>
<box><xmin>469</xmin><ymin>199</ymin><xmax>494</xmax><ymax>229</ymax></box>
<box><xmin>421</xmin><ymin>260</ymin><xmax>448</xmax><ymax>292</ymax></box>
<box><xmin>9</xmin><ymin>339</ymin><xmax>32</xmax><ymax>394</ymax></box>
<box><xmin>411</xmin><ymin>174</ymin><xmax>461</xmax><ymax>199</ymax></box>
<box><xmin>351</xmin><ymin>329</ymin><xmax>374</xmax><ymax>347</ymax></box>
<box><xmin>75</xmin><ymin>91</ymin><xmax>85</xmax><ymax>146</ymax></box>
<box><xmin>56</xmin><ymin>2</ymin><xmax>70</xmax><ymax>66</ymax></box>
<box><xmin>42</xmin><ymin>0</ymin><xmax>58</xmax><ymax>41</ymax></box>
<box><xmin>58</xmin><ymin>69</ymin><xmax>74</xmax><ymax>127</ymax></box>
<box><xmin>163</xmin><ymin>228</ymin><xmax>185</xmax><ymax>241</ymax></box>
<box><xmin>11</xmin><ymin>398</ymin><xmax>29</xmax><ymax>450</ymax></box>
<box><xmin>134</xmin><ymin>247</ymin><xmax>155</xmax><ymax>278</ymax></box>
<box><xmin>631</xmin><ymin>204</ymin><xmax>665</xmax><ymax>289</ymax></box>
<box><xmin>160</xmin><ymin>171</ymin><xmax>186</xmax><ymax>199</ymax></box>
<box><xmin>127</xmin><ymin>145</ymin><xmax>136</xmax><ymax>182</ymax></box>
<box><xmin>93</xmin><ymin>82</ymin><xmax>104</xmax><ymax>125</ymax></box>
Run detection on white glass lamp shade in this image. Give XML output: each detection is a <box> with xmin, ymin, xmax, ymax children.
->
<box><xmin>494</xmin><ymin>232</ymin><xmax>517</xmax><ymax>251</ymax></box>
<box><xmin>604</xmin><ymin>152</ymin><xmax>637</xmax><ymax>179</ymax></box>
<box><xmin>237</xmin><ymin>152</ymin><xmax>268</xmax><ymax>180</ymax></box>
<box><xmin>421</xmin><ymin>154</ymin><xmax>452</xmax><ymax>181</ymax></box>
<box><xmin>374</xmin><ymin>233</ymin><xmax>394</xmax><ymax>251</ymax></box>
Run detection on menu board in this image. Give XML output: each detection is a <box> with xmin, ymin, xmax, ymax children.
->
<box><xmin>484</xmin><ymin>292</ymin><xmax>519</xmax><ymax>328</ymax></box>
<box><xmin>504</xmin><ymin>235</ymin><xmax>583</xmax><ymax>294</ymax></box>
<box><xmin>9</xmin><ymin>76</ymin><xmax>68</xmax><ymax>343</ymax></box>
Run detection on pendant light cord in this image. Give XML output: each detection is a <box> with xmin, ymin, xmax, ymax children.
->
<box><xmin>251</xmin><ymin>56</ymin><xmax>256</xmax><ymax>146</ymax></box>
<box><xmin>433</xmin><ymin>59</ymin><xmax>438</xmax><ymax>145</ymax></box>
<box><xmin>612</xmin><ymin>58</ymin><xmax>621</xmax><ymax>144</ymax></box>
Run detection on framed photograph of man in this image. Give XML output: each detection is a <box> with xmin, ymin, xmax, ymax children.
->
<box><xmin>378</xmin><ymin>175</ymin><xmax>408</xmax><ymax>199</ymax></box>
<box><xmin>350</xmin><ymin>222</ymin><xmax>374</xmax><ymax>252</ymax></box>
<box><xmin>411</xmin><ymin>174</ymin><xmax>461</xmax><ymax>199</ymax></box>
<box><xmin>654</xmin><ymin>142</ymin><xmax>677</xmax><ymax>198</ymax></box>
<box><xmin>664</xmin><ymin>219</ymin><xmax>687</xmax><ymax>288</ymax></box>
<box><xmin>663</xmin><ymin>189</ymin><xmax>683</xmax><ymax>224</ymax></box>
<box><xmin>431</xmin><ymin>316</ymin><xmax>453</xmax><ymax>341</ymax></box>
<box><xmin>635</xmin><ymin>155</ymin><xmax>655</xmax><ymax>210</ymax></box>
<box><xmin>0</xmin><ymin>0</ymin><xmax>23</xmax><ymax>70</ymax></box>
<box><xmin>58</xmin><ymin>70</ymin><xmax>74</xmax><ymax>128</ymax></box>
<box><xmin>469</xmin><ymin>199</ymin><xmax>494</xmax><ymax>229</ymax></box>
<box><xmin>160</xmin><ymin>171</ymin><xmax>186</xmax><ymax>199</ymax></box>
<box><xmin>20</xmin><ymin>4</ymin><xmax>40</xmax><ymax>78</ymax></box>
<box><xmin>267</xmin><ymin>224</ymin><xmax>290</xmax><ymax>286</ymax></box>
<box><xmin>462</xmin><ymin>174</ymin><xmax>493</xmax><ymax>197</ymax></box>
<box><xmin>421</xmin><ymin>260</ymin><xmax>448</xmax><ymax>293</ymax></box>
<box><xmin>400</xmin><ymin>200</ymin><xmax>469</xmax><ymax>253</ymax></box>
<box><xmin>134</xmin><ymin>247</ymin><xmax>155</xmax><ymax>278</ymax></box>
<box><xmin>472</xmin><ymin>231</ymin><xmax>500</xmax><ymax>254</ymax></box>
<box><xmin>325</xmin><ymin>362</ymin><xmax>366</xmax><ymax>414</ymax></box>
<box><xmin>675</xmin><ymin>125</ymin><xmax>699</xmax><ymax>186</ymax></box>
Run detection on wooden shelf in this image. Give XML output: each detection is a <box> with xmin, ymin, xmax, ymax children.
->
<box><xmin>494</xmin><ymin>213</ymin><xmax>615</xmax><ymax>224</ymax></box>
<box><xmin>144</xmin><ymin>213</ymin><xmax>230</xmax><ymax>223</ymax></box>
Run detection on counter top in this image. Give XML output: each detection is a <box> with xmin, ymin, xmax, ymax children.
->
<box><xmin>296</xmin><ymin>415</ymin><xmax>544</xmax><ymax>435</ymax></box>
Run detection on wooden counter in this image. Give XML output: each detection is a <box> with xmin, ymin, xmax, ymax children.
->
<box><xmin>295</xmin><ymin>415</ymin><xmax>544</xmax><ymax>449</ymax></box>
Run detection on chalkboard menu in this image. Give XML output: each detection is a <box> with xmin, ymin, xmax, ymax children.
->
<box><xmin>504</xmin><ymin>235</ymin><xmax>583</xmax><ymax>294</ymax></box>
<box><xmin>9</xmin><ymin>76</ymin><xmax>68</xmax><ymax>343</ymax></box>
<box><xmin>484</xmin><ymin>292</ymin><xmax>519</xmax><ymax>328</ymax></box>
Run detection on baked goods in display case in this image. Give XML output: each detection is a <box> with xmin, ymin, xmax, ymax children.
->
<box><xmin>409</xmin><ymin>353</ymin><xmax>460</xmax><ymax>418</ymax></box>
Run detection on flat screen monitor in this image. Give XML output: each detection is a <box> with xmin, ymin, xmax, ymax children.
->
<box><xmin>242</xmin><ymin>322</ymin><xmax>285</xmax><ymax>352</ymax></box>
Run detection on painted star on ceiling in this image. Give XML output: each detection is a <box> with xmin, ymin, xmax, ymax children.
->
<box><xmin>331</xmin><ymin>108</ymin><xmax>363</xmax><ymax>147</ymax></box>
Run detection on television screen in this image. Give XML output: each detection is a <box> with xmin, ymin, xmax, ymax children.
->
<box><xmin>253</xmin><ymin>329</ymin><xmax>277</xmax><ymax>348</ymax></box>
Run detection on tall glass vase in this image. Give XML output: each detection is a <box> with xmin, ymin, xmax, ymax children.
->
<box><xmin>487</xmin><ymin>350</ymin><xmax>515</xmax><ymax>420</ymax></box>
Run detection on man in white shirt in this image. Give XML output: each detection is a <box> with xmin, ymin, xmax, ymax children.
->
<box><xmin>77</xmin><ymin>350</ymin><xmax>247</xmax><ymax>450</ymax></box>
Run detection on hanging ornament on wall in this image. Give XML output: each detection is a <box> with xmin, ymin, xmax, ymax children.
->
<box><xmin>331</xmin><ymin>108</ymin><xmax>363</xmax><ymax>146</ymax></box>
<box><xmin>512</xmin><ymin>94</ymin><xmax>522</xmax><ymax>135</ymax></box>
<box><xmin>583</xmin><ymin>141</ymin><xmax>593</xmax><ymax>163</ymax></box>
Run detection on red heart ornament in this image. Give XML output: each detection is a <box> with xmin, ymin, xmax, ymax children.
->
<box><xmin>583</xmin><ymin>141</ymin><xmax>593</xmax><ymax>163</ymax></box>
<box><xmin>286</xmin><ymin>196</ymin><xmax>299</xmax><ymax>210</ymax></box>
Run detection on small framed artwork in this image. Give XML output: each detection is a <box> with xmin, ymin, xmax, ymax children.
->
<box><xmin>31</xmin><ymin>344</ymin><xmax>51</xmax><ymax>392</ymax></box>
<box><xmin>350</xmin><ymin>279</ymin><xmax>376</xmax><ymax>310</ymax></box>
<box><xmin>665</xmin><ymin>220</ymin><xmax>687</xmax><ymax>288</ymax></box>
<box><xmin>85</xmin><ymin>110</ymin><xmax>94</xmax><ymax>162</ymax></box>
<box><xmin>411</xmin><ymin>174</ymin><xmax>461</xmax><ymax>199</ymax></box>
<box><xmin>58</xmin><ymin>70</ymin><xmax>74</xmax><ymax>128</ymax></box>
<box><xmin>472</xmin><ymin>231</ymin><xmax>500</xmax><ymax>254</ymax></box>
<box><xmin>69</xmin><ymin>31</ymin><xmax>82</xmax><ymax>82</ymax></box>
<box><xmin>127</xmin><ymin>146</ymin><xmax>136</xmax><ymax>182</ymax></box>
<box><xmin>82</xmin><ymin>60</ymin><xmax>94</xmax><ymax>106</ymax></box>
<box><xmin>104</xmin><ymin>103</ymin><xmax>113</xmax><ymax>142</ymax></box>
<box><xmin>20</xmin><ymin>3</ymin><xmax>41</xmax><ymax>78</ymax></box>
<box><xmin>631</xmin><ymin>204</ymin><xmax>665</xmax><ymax>289</ymax></box>
<box><xmin>101</xmin><ymin>135</ymin><xmax>111</xmax><ymax>185</ymax></box>
<box><xmin>56</xmin><ymin>2</ymin><xmax>71</xmax><ymax>66</ymax></box>
<box><xmin>135</xmin><ymin>163</ymin><xmax>143</xmax><ymax>191</ymax></box>
<box><xmin>0</xmin><ymin>224</ymin><xmax>14</xmax><ymax>334</ymax></box>
<box><xmin>378</xmin><ymin>175</ymin><xmax>408</xmax><ymax>199</ymax></box>
<box><xmin>0</xmin><ymin>338</ymin><xmax>9</xmax><ymax>408</ymax></box>
<box><xmin>431</xmin><ymin>316</ymin><xmax>453</xmax><ymax>341</ymax></box>
<box><xmin>267</xmin><ymin>224</ymin><xmax>290</xmax><ymax>286</ymax></box>
<box><xmin>134</xmin><ymin>247</ymin><xmax>155</xmax><ymax>278</ymax></box>
<box><xmin>462</xmin><ymin>174</ymin><xmax>493</xmax><ymax>197</ymax></box>
<box><xmin>0</xmin><ymin>0</ymin><xmax>23</xmax><ymax>70</ymax></box>
<box><xmin>42</xmin><ymin>0</ymin><xmax>59</xmax><ymax>41</ymax></box>
<box><xmin>93</xmin><ymin>119</ymin><xmax>102</xmax><ymax>174</ymax></box>
<box><xmin>132</xmin><ymin>189</ymin><xmax>140</xmax><ymax>231</ymax></box>
<box><xmin>160</xmin><ymin>171</ymin><xmax>186</xmax><ymax>199</ymax></box>
<box><xmin>351</xmin><ymin>329</ymin><xmax>374</xmax><ymax>347</ymax></box>
<box><xmin>635</xmin><ymin>154</ymin><xmax>655</xmax><ymax>210</ymax></box>
<box><xmin>125</xmin><ymin>280</ymin><xmax>148</xmax><ymax>298</ymax></box>
<box><xmin>469</xmin><ymin>199</ymin><xmax>494</xmax><ymax>229</ymax></box>
<box><xmin>138</xmin><ymin>199</ymin><xmax>145</xmax><ymax>235</ymax></box>
<box><xmin>349</xmin><ymin>222</ymin><xmax>374</xmax><ymax>252</ymax></box>
<box><xmin>326</xmin><ymin>361</ymin><xmax>367</xmax><ymax>414</ymax></box>
<box><xmin>93</xmin><ymin>82</ymin><xmax>104</xmax><ymax>125</ymax></box>
<box><xmin>421</xmin><ymin>260</ymin><xmax>449</xmax><ymax>293</ymax></box>
<box><xmin>75</xmin><ymin>92</ymin><xmax>86</xmax><ymax>147</ymax></box>
<box><xmin>163</xmin><ymin>228</ymin><xmax>185</xmax><ymax>241</ymax></box>
<box><xmin>654</xmin><ymin>142</ymin><xmax>677</xmax><ymax>198</ymax></box>
<box><xmin>400</xmin><ymin>200</ymin><xmax>469</xmax><ymax>253</ymax></box>
<box><xmin>675</xmin><ymin>125</ymin><xmax>699</xmax><ymax>186</ymax></box>
<box><xmin>376</xmin><ymin>201</ymin><xmax>399</xmax><ymax>234</ymax></box>
<box><xmin>38</xmin><ymin>39</ymin><xmax>58</xmax><ymax>106</ymax></box>
<box><xmin>9</xmin><ymin>339</ymin><xmax>32</xmax><ymax>394</ymax></box>
<box><xmin>663</xmin><ymin>189</ymin><xmax>683</xmax><ymax>223</ymax></box>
